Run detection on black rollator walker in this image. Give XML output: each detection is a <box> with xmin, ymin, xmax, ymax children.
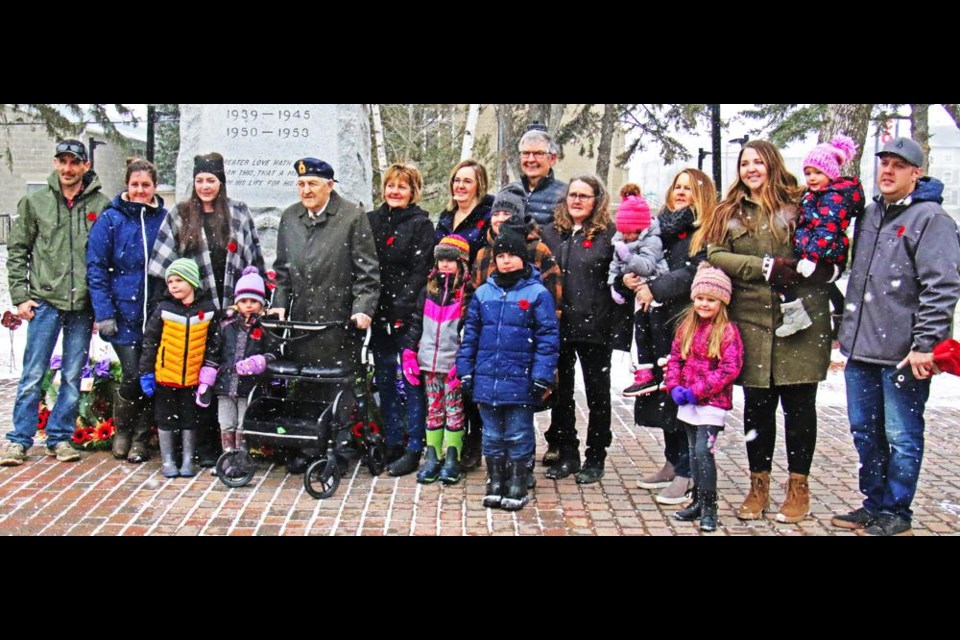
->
<box><xmin>215</xmin><ymin>317</ymin><xmax>385</xmax><ymax>499</ymax></box>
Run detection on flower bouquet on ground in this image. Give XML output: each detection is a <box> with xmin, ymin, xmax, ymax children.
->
<box><xmin>72</xmin><ymin>357</ymin><xmax>121</xmax><ymax>450</ymax></box>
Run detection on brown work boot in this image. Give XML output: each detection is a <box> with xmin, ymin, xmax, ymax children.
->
<box><xmin>736</xmin><ymin>471</ymin><xmax>770</xmax><ymax>520</ymax></box>
<box><xmin>776</xmin><ymin>473</ymin><xmax>810</xmax><ymax>523</ymax></box>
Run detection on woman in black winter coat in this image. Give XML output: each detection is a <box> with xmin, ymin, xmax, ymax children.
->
<box><xmin>540</xmin><ymin>175</ymin><xmax>627</xmax><ymax>484</ymax></box>
<box><xmin>623</xmin><ymin>168</ymin><xmax>716</xmax><ymax>505</ymax></box>
<box><xmin>367</xmin><ymin>163</ymin><xmax>436</xmax><ymax>477</ymax></box>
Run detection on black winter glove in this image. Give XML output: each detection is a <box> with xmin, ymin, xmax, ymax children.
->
<box><xmin>763</xmin><ymin>256</ymin><xmax>802</xmax><ymax>289</ymax></box>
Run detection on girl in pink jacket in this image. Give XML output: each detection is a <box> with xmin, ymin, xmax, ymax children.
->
<box><xmin>664</xmin><ymin>263</ymin><xmax>743</xmax><ymax>532</ymax></box>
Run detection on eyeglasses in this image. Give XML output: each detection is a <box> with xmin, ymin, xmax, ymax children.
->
<box><xmin>519</xmin><ymin>150</ymin><xmax>552</xmax><ymax>159</ymax></box>
<box><xmin>567</xmin><ymin>193</ymin><xmax>595</xmax><ymax>202</ymax></box>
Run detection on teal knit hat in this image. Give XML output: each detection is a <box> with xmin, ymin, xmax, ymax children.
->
<box><xmin>165</xmin><ymin>258</ymin><xmax>202</xmax><ymax>290</ymax></box>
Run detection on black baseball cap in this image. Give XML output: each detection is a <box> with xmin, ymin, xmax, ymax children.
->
<box><xmin>55</xmin><ymin>139</ymin><xmax>88</xmax><ymax>162</ymax></box>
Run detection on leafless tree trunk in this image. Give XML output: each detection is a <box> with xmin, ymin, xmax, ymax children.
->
<box><xmin>910</xmin><ymin>104</ymin><xmax>931</xmax><ymax>173</ymax></box>
<box><xmin>595</xmin><ymin>104</ymin><xmax>617</xmax><ymax>183</ymax></box>
<box><xmin>549</xmin><ymin>104</ymin><xmax>566</xmax><ymax>134</ymax></box>
<box><xmin>942</xmin><ymin>104</ymin><xmax>960</xmax><ymax>129</ymax></box>
<box><xmin>820</xmin><ymin>104</ymin><xmax>873</xmax><ymax>177</ymax></box>
<box><xmin>496</xmin><ymin>104</ymin><xmax>519</xmax><ymax>186</ymax></box>
<box><xmin>461</xmin><ymin>103</ymin><xmax>480</xmax><ymax>160</ymax></box>
<box><xmin>370</xmin><ymin>104</ymin><xmax>388</xmax><ymax>174</ymax></box>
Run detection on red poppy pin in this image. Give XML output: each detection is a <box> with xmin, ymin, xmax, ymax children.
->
<box><xmin>198</xmin><ymin>310</ymin><xmax>205</xmax><ymax>320</ymax></box>
<box><xmin>518</xmin><ymin>299</ymin><xmax>530</xmax><ymax>310</ymax></box>
<box><xmin>251</xmin><ymin>328</ymin><xmax>263</xmax><ymax>340</ymax></box>
<box><xmin>227</xmin><ymin>241</ymin><xmax>238</xmax><ymax>252</ymax></box>
<box><xmin>678</xmin><ymin>232</ymin><xmax>688</xmax><ymax>239</ymax></box>
<box><xmin>266</xmin><ymin>281</ymin><xmax>277</xmax><ymax>291</ymax></box>
<box><xmin>583</xmin><ymin>239</ymin><xmax>593</xmax><ymax>249</ymax></box>
<box><xmin>266</xmin><ymin>270</ymin><xmax>277</xmax><ymax>280</ymax></box>
<box><xmin>896</xmin><ymin>225</ymin><xmax>906</xmax><ymax>238</ymax></box>
<box><xmin>477</xmin><ymin>220</ymin><xmax>485</xmax><ymax>229</ymax></box>
<box><xmin>86</xmin><ymin>212</ymin><xmax>97</xmax><ymax>222</ymax></box>
<box><xmin>386</xmin><ymin>236</ymin><xmax>395</xmax><ymax>246</ymax></box>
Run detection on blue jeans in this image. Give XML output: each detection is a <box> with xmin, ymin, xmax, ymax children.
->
<box><xmin>478</xmin><ymin>404</ymin><xmax>535</xmax><ymax>461</ymax></box>
<box><xmin>373</xmin><ymin>340</ymin><xmax>425</xmax><ymax>453</ymax></box>
<box><xmin>8</xmin><ymin>302</ymin><xmax>93</xmax><ymax>448</ymax></box>
<box><xmin>844</xmin><ymin>359</ymin><xmax>930</xmax><ymax>521</ymax></box>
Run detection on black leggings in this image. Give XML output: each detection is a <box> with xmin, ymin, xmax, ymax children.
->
<box><xmin>742</xmin><ymin>383</ymin><xmax>818</xmax><ymax>475</ymax></box>
<box><xmin>684</xmin><ymin>421</ymin><xmax>722</xmax><ymax>494</ymax></box>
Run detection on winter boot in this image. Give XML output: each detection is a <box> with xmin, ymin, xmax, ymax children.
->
<box><xmin>482</xmin><ymin>456</ymin><xmax>506</xmax><ymax>508</ymax></box>
<box><xmin>127</xmin><ymin>408</ymin><xmax>153</xmax><ymax>463</ymax></box>
<box><xmin>459</xmin><ymin>426</ymin><xmax>482</xmax><ymax>471</ymax></box>
<box><xmin>541</xmin><ymin>442</ymin><xmax>560</xmax><ymax>466</ymax></box>
<box><xmin>623</xmin><ymin>365</ymin><xmax>658</xmax><ymax>397</ymax></box>
<box><xmin>158</xmin><ymin>430</ymin><xmax>180</xmax><ymax>478</ymax></box>
<box><xmin>775</xmin><ymin>298</ymin><xmax>813</xmax><ymax>338</ymax></box>
<box><xmin>179</xmin><ymin>430</ymin><xmax>197</xmax><ymax>478</ymax></box>
<box><xmin>439</xmin><ymin>447</ymin><xmax>463</xmax><ymax>485</ymax></box>
<box><xmin>500</xmin><ymin>458</ymin><xmax>529</xmax><ymax>511</ymax></box>
<box><xmin>387</xmin><ymin>449</ymin><xmax>421</xmax><ymax>477</ymax></box>
<box><xmin>637</xmin><ymin>460</ymin><xmax>676</xmax><ymax>489</ymax></box>
<box><xmin>545</xmin><ymin>445</ymin><xmax>581</xmax><ymax>480</ymax></box>
<box><xmin>525</xmin><ymin>456</ymin><xmax>537</xmax><ymax>489</ymax></box>
<box><xmin>576</xmin><ymin>450</ymin><xmax>606</xmax><ymax>485</ymax></box>
<box><xmin>195</xmin><ymin>422</ymin><xmax>219</xmax><ymax>468</ymax></box>
<box><xmin>776</xmin><ymin>473</ymin><xmax>811</xmax><ymax>523</ymax></box>
<box><xmin>737</xmin><ymin>471</ymin><xmax>770</xmax><ymax>520</ymax></box>
<box><xmin>674</xmin><ymin>484</ymin><xmax>701</xmax><ymax>521</ymax></box>
<box><xmin>416</xmin><ymin>446</ymin><xmax>443</xmax><ymax>484</ymax></box>
<box><xmin>699</xmin><ymin>491</ymin><xmax>719</xmax><ymax>532</ymax></box>
<box><xmin>384</xmin><ymin>444</ymin><xmax>405</xmax><ymax>465</ymax></box>
<box><xmin>111</xmin><ymin>391</ymin><xmax>138</xmax><ymax>460</ymax></box>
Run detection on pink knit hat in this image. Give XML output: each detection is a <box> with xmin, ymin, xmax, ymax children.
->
<box><xmin>690</xmin><ymin>262</ymin><xmax>732</xmax><ymax>305</ymax></box>
<box><xmin>616</xmin><ymin>195</ymin><xmax>652</xmax><ymax>233</ymax></box>
<box><xmin>234</xmin><ymin>266</ymin><xmax>266</xmax><ymax>305</ymax></box>
<box><xmin>802</xmin><ymin>134</ymin><xmax>858</xmax><ymax>181</ymax></box>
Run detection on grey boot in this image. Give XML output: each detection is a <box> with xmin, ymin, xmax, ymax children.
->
<box><xmin>775</xmin><ymin>298</ymin><xmax>813</xmax><ymax>338</ymax></box>
<box><xmin>179</xmin><ymin>430</ymin><xmax>197</xmax><ymax>477</ymax></box>
<box><xmin>111</xmin><ymin>391</ymin><xmax>138</xmax><ymax>460</ymax></box>
<box><xmin>220</xmin><ymin>431</ymin><xmax>236</xmax><ymax>453</ymax></box>
<box><xmin>158</xmin><ymin>430</ymin><xmax>180</xmax><ymax>478</ymax></box>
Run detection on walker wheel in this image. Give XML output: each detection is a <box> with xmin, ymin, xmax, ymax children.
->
<box><xmin>304</xmin><ymin>456</ymin><xmax>341</xmax><ymax>499</ymax></box>
<box><xmin>364</xmin><ymin>435</ymin><xmax>385</xmax><ymax>477</ymax></box>
<box><xmin>216</xmin><ymin>451</ymin><xmax>255</xmax><ymax>488</ymax></box>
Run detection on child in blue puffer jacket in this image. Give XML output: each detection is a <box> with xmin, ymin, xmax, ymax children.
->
<box><xmin>457</xmin><ymin>227</ymin><xmax>560</xmax><ymax>511</ymax></box>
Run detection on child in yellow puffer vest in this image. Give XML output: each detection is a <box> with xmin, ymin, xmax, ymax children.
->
<box><xmin>139</xmin><ymin>258</ymin><xmax>219</xmax><ymax>478</ymax></box>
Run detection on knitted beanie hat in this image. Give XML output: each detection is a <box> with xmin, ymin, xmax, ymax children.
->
<box><xmin>193</xmin><ymin>152</ymin><xmax>227</xmax><ymax>184</ymax></box>
<box><xmin>690</xmin><ymin>262</ymin><xmax>731</xmax><ymax>305</ymax></box>
<box><xmin>802</xmin><ymin>134</ymin><xmax>858</xmax><ymax>181</ymax></box>
<box><xmin>616</xmin><ymin>195</ymin><xmax>652</xmax><ymax>233</ymax></box>
<box><xmin>491</xmin><ymin>185</ymin><xmax>526</xmax><ymax>224</ymax></box>
<box><xmin>493</xmin><ymin>227</ymin><xmax>528</xmax><ymax>264</ymax></box>
<box><xmin>435</xmin><ymin>234</ymin><xmax>470</xmax><ymax>263</ymax></box>
<box><xmin>234</xmin><ymin>266</ymin><xmax>266</xmax><ymax>305</ymax></box>
<box><xmin>165</xmin><ymin>258</ymin><xmax>202</xmax><ymax>290</ymax></box>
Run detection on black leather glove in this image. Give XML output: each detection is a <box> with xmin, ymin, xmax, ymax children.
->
<box><xmin>805</xmin><ymin>260</ymin><xmax>839</xmax><ymax>285</ymax></box>
<box><xmin>460</xmin><ymin>375</ymin><xmax>474</xmax><ymax>397</ymax></box>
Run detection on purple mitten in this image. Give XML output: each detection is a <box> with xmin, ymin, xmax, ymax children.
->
<box><xmin>236</xmin><ymin>355</ymin><xmax>267</xmax><ymax>376</ymax></box>
<box><xmin>198</xmin><ymin>366</ymin><xmax>218</xmax><ymax>386</ymax></box>
<box><xmin>402</xmin><ymin>349</ymin><xmax>421</xmax><ymax>386</ymax></box>
<box><xmin>611</xmin><ymin>286</ymin><xmax>626</xmax><ymax>305</ymax></box>
<box><xmin>196</xmin><ymin>366</ymin><xmax>218</xmax><ymax>407</ymax></box>
<box><xmin>682</xmin><ymin>387</ymin><xmax>697</xmax><ymax>405</ymax></box>
<box><xmin>615</xmin><ymin>241</ymin><xmax>632</xmax><ymax>262</ymax></box>
<box><xmin>670</xmin><ymin>386</ymin><xmax>690</xmax><ymax>406</ymax></box>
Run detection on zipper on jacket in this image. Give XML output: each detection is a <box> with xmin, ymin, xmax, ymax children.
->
<box><xmin>847</xmin><ymin>208</ymin><xmax>888</xmax><ymax>357</ymax></box>
<box><xmin>492</xmin><ymin>287</ymin><xmax>508</xmax><ymax>403</ymax></box>
<box><xmin>430</xmin><ymin>278</ymin><xmax>450</xmax><ymax>374</ymax></box>
<box><xmin>181</xmin><ymin>308</ymin><xmax>192</xmax><ymax>385</ymax></box>
<box><xmin>140</xmin><ymin>206</ymin><xmax>149</xmax><ymax>335</ymax></box>
<box><xmin>68</xmin><ymin>198</ymin><xmax>76</xmax><ymax>311</ymax></box>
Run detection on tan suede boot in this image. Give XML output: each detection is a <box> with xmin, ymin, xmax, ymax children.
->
<box><xmin>776</xmin><ymin>473</ymin><xmax>810</xmax><ymax>523</ymax></box>
<box><xmin>737</xmin><ymin>471</ymin><xmax>770</xmax><ymax>520</ymax></box>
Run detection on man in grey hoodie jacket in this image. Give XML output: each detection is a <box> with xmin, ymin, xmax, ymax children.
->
<box><xmin>834</xmin><ymin>137</ymin><xmax>960</xmax><ymax>536</ymax></box>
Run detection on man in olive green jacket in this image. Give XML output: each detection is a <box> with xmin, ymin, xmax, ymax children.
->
<box><xmin>1</xmin><ymin>140</ymin><xmax>111</xmax><ymax>466</ymax></box>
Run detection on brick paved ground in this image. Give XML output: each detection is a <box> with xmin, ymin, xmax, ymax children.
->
<box><xmin>2</xmin><ymin>377</ymin><xmax>958</xmax><ymax>536</ymax></box>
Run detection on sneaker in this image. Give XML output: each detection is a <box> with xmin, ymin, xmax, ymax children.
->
<box><xmin>46</xmin><ymin>441</ymin><xmax>80</xmax><ymax>462</ymax></box>
<box><xmin>830</xmin><ymin>507</ymin><xmax>875</xmax><ymax>530</ymax></box>
<box><xmin>623</xmin><ymin>367</ymin><xmax>658</xmax><ymax>397</ymax></box>
<box><xmin>637</xmin><ymin>460</ymin><xmax>675</xmax><ymax>489</ymax></box>
<box><xmin>655</xmin><ymin>475</ymin><xmax>692</xmax><ymax>505</ymax></box>
<box><xmin>856</xmin><ymin>513</ymin><xmax>912</xmax><ymax>537</ymax></box>
<box><xmin>0</xmin><ymin>442</ymin><xmax>26</xmax><ymax>466</ymax></box>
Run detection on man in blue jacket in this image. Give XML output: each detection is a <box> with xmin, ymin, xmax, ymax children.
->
<box><xmin>509</xmin><ymin>127</ymin><xmax>567</xmax><ymax>228</ymax></box>
<box><xmin>834</xmin><ymin>137</ymin><xmax>960</xmax><ymax>536</ymax></box>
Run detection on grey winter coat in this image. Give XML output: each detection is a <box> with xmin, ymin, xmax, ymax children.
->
<box><xmin>707</xmin><ymin>201</ymin><xmax>832</xmax><ymax>388</ymax></box>
<box><xmin>272</xmin><ymin>191</ymin><xmax>380</xmax><ymax>372</ymax></box>
<box><xmin>607</xmin><ymin>219</ymin><xmax>668</xmax><ymax>284</ymax></box>
<box><xmin>839</xmin><ymin>177</ymin><xmax>960</xmax><ymax>365</ymax></box>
